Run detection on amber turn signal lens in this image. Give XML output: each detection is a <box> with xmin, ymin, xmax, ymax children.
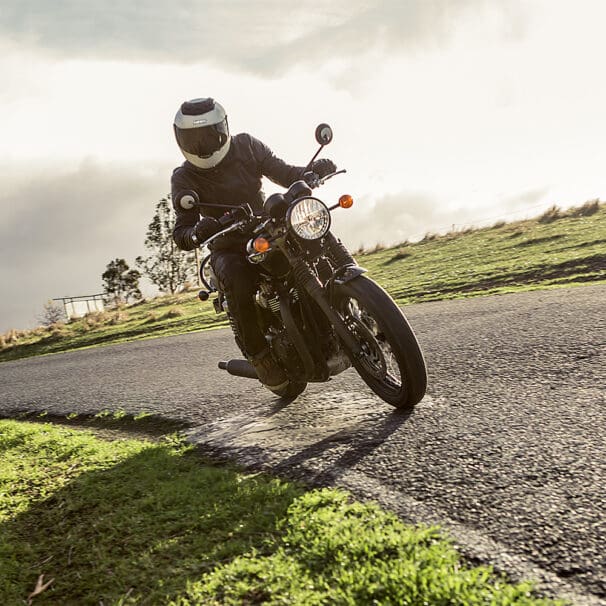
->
<box><xmin>339</xmin><ymin>194</ymin><xmax>354</xmax><ymax>208</ymax></box>
<box><xmin>253</xmin><ymin>237</ymin><xmax>271</xmax><ymax>253</ymax></box>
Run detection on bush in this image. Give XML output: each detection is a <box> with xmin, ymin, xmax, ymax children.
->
<box><xmin>38</xmin><ymin>300</ymin><xmax>66</xmax><ymax>327</ymax></box>
<box><xmin>164</xmin><ymin>306</ymin><xmax>185</xmax><ymax>319</ymax></box>
<box><xmin>48</xmin><ymin>322</ymin><xmax>67</xmax><ymax>340</ymax></box>
<box><xmin>1</xmin><ymin>329</ymin><xmax>30</xmax><ymax>347</ymax></box>
<box><xmin>538</xmin><ymin>205</ymin><xmax>562</xmax><ymax>224</ymax></box>
<box><xmin>566</xmin><ymin>199</ymin><xmax>601</xmax><ymax>218</ymax></box>
<box><xmin>180</xmin><ymin>280</ymin><xmax>196</xmax><ymax>292</ymax></box>
<box><xmin>84</xmin><ymin>311</ymin><xmax>110</xmax><ymax>329</ymax></box>
<box><xmin>145</xmin><ymin>311</ymin><xmax>160</xmax><ymax>324</ymax></box>
<box><xmin>109</xmin><ymin>311</ymin><xmax>129</xmax><ymax>325</ymax></box>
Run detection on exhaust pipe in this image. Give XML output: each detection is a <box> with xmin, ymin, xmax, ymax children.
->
<box><xmin>218</xmin><ymin>359</ymin><xmax>258</xmax><ymax>380</ymax></box>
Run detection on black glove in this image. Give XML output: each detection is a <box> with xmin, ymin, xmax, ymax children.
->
<box><xmin>311</xmin><ymin>158</ymin><xmax>337</xmax><ymax>178</ymax></box>
<box><xmin>192</xmin><ymin>216</ymin><xmax>220</xmax><ymax>244</ymax></box>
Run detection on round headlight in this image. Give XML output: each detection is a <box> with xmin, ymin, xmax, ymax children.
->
<box><xmin>288</xmin><ymin>197</ymin><xmax>331</xmax><ymax>240</ymax></box>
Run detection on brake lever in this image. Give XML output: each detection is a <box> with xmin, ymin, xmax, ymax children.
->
<box><xmin>318</xmin><ymin>169</ymin><xmax>347</xmax><ymax>185</ymax></box>
<box><xmin>200</xmin><ymin>221</ymin><xmax>246</xmax><ymax>248</ymax></box>
<box><xmin>303</xmin><ymin>169</ymin><xmax>347</xmax><ymax>189</ymax></box>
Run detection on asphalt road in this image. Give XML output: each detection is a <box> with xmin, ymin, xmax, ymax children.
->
<box><xmin>1</xmin><ymin>284</ymin><xmax>605</xmax><ymax>604</ymax></box>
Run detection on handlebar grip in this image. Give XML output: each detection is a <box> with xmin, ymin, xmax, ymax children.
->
<box><xmin>218</xmin><ymin>213</ymin><xmax>233</xmax><ymax>226</ymax></box>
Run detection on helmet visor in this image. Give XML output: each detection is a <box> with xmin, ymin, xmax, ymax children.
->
<box><xmin>175</xmin><ymin>119</ymin><xmax>229</xmax><ymax>157</ymax></box>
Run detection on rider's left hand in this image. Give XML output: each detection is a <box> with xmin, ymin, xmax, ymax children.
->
<box><xmin>311</xmin><ymin>158</ymin><xmax>337</xmax><ymax>178</ymax></box>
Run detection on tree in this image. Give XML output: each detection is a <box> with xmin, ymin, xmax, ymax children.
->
<box><xmin>38</xmin><ymin>300</ymin><xmax>65</xmax><ymax>326</ymax></box>
<box><xmin>136</xmin><ymin>196</ymin><xmax>196</xmax><ymax>294</ymax></box>
<box><xmin>102</xmin><ymin>258</ymin><xmax>142</xmax><ymax>305</ymax></box>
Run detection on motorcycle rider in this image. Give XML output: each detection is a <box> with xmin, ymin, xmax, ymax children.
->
<box><xmin>171</xmin><ymin>97</ymin><xmax>336</xmax><ymax>390</ymax></box>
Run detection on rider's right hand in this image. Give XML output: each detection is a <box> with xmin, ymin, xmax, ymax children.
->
<box><xmin>194</xmin><ymin>216</ymin><xmax>221</xmax><ymax>242</ymax></box>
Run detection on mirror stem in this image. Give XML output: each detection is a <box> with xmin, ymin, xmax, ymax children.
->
<box><xmin>304</xmin><ymin>144</ymin><xmax>325</xmax><ymax>173</ymax></box>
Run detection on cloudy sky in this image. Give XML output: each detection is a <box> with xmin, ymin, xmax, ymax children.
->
<box><xmin>1</xmin><ymin>0</ymin><xmax>605</xmax><ymax>331</ymax></box>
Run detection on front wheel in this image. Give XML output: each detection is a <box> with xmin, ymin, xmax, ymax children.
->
<box><xmin>335</xmin><ymin>276</ymin><xmax>427</xmax><ymax>409</ymax></box>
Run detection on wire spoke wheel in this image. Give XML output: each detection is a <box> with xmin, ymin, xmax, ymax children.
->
<box><xmin>335</xmin><ymin>276</ymin><xmax>427</xmax><ymax>409</ymax></box>
<box><xmin>343</xmin><ymin>298</ymin><xmax>401</xmax><ymax>388</ymax></box>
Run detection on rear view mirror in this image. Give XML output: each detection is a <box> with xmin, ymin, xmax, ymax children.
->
<box><xmin>175</xmin><ymin>190</ymin><xmax>199</xmax><ymax>210</ymax></box>
<box><xmin>315</xmin><ymin>123</ymin><xmax>333</xmax><ymax>145</ymax></box>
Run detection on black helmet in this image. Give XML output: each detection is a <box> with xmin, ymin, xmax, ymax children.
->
<box><xmin>173</xmin><ymin>98</ymin><xmax>230</xmax><ymax>169</ymax></box>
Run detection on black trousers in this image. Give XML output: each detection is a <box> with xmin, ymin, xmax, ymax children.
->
<box><xmin>209</xmin><ymin>250</ymin><xmax>266</xmax><ymax>357</ymax></box>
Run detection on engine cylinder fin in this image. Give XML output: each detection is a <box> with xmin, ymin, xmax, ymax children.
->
<box><xmin>268</xmin><ymin>297</ymin><xmax>281</xmax><ymax>315</ymax></box>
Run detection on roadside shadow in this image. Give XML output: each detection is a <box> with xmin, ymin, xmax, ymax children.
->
<box><xmin>272</xmin><ymin>408</ymin><xmax>413</xmax><ymax>484</ymax></box>
<box><xmin>269</xmin><ymin>394</ymin><xmax>298</xmax><ymax>414</ymax></box>
<box><xmin>2</xmin><ymin>410</ymin><xmax>191</xmax><ymax>437</ymax></box>
<box><xmin>0</xmin><ymin>444</ymin><xmax>301</xmax><ymax>604</ymax></box>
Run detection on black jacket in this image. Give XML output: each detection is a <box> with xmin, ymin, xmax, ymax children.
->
<box><xmin>171</xmin><ymin>133</ymin><xmax>305</xmax><ymax>251</ymax></box>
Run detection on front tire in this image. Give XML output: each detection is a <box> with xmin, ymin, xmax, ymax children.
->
<box><xmin>335</xmin><ymin>276</ymin><xmax>427</xmax><ymax>409</ymax></box>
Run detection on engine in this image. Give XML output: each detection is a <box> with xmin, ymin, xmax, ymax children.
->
<box><xmin>269</xmin><ymin>326</ymin><xmax>303</xmax><ymax>376</ymax></box>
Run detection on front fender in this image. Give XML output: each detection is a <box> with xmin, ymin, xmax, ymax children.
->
<box><xmin>331</xmin><ymin>264</ymin><xmax>367</xmax><ymax>286</ymax></box>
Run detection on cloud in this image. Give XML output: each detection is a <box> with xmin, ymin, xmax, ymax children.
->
<box><xmin>332</xmin><ymin>191</ymin><xmax>448</xmax><ymax>250</ymax></box>
<box><xmin>1</xmin><ymin>0</ymin><xmax>498</xmax><ymax>75</ymax></box>
<box><xmin>0</xmin><ymin>160</ymin><xmax>169</xmax><ymax>331</ymax></box>
<box><xmin>500</xmin><ymin>188</ymin><xmax>549</xmax><ymax>212</ymax></box>
<box><xmin>331</xmin><ymin>184</ymin><xmax>554</xmax><ymax>251</ymax></box>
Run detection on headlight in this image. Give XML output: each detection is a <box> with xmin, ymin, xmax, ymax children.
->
<box><xmin>287</xmin><ymin>197</ymin><xmax>331</xmax><ymax>240</ymax></box>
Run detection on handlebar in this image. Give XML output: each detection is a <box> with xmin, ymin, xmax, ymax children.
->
<box><xmin>304</xmin><ymin>169</ymin><xmax>347</xmax><ymax>189</ymax></box>
<box><xmin>200</xmin><ymin>220</ymin><xmax>248</xmax><ymax>248</ymax></box>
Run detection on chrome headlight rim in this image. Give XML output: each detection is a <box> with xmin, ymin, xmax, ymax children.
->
<box><xmin>286</xmin><ymin>196</ymin><xmax>331</xmax><ymax>240</ymax></box>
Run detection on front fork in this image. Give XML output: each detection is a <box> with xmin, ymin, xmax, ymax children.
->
<box><xmin>288</xmin><ymin>256</ymin><xmax>364</xmax><ymax>358</ymax></box>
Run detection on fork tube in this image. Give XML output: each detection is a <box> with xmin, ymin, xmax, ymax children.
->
<box><xmin>289</xmin><ymin>258</ymin><xmax>361</xmax><ymax>356</ymax></box>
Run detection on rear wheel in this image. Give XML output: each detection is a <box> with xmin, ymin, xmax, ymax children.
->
<box><xmin>267</xmin><ymin>380</ymin><xmax>307</xmax><ymax>400</ymax></box>
<box><xmin>335</xmin><ymin>276</ymin><xmax>427</xmax><ymax>409</ymax></box>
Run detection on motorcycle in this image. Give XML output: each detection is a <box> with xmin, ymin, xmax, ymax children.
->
<box><xmin>176</xmin><ymin>124</ymin><xmax>427</xmax><ymax>410</ymax></box>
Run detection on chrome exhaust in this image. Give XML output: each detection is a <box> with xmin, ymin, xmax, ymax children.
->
<box><xmin>218</xmin><ymin>359</ymin><xmax>258</xmax><ymax>380</ymax></box>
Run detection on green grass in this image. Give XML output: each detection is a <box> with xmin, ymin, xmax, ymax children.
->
<box><xmin>2</xmin><ymin>200</ymin><xmax>604</xmax><ymax>363</ymax></box>
<box><xmin>0</xmin><ymin>294</ymin><xmax>230</xmax><ymax>362</ymax></box>
<box><xmin>0</xmin><ymin>419</ymin><xmax>562</xmax><ymax>605</ymax></box>
<box><xmin>357</xmin><ymin>200</ymin><xmax>605</xmax><ymax>304</ymax></box>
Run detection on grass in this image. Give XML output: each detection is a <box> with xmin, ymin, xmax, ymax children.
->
<box><xmin>358</xmin><ymin>199</ymin><xmax>605</xmax><ymax>304</ymax></box>
<box><xmin>0</xmin><ymin>419</ymin><xmax>563</xmax><ymax>605</ymax></box>
<box><xmin>0</xmin><ymin>293</ymin><xmax>230</xmax><ymax>363</ymax></box>
<box><xmin>2</xmin><ymin>200</ymin><xmax>605</xmax><ymax>363</ymax></box>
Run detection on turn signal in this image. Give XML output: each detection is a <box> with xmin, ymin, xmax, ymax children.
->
<box><xmin>253</xmin><ymin>237</ymin><xmax>271</xmax><ymax>253</ymax></box>
<box><xmin>339</xmin><ymin>194</ymin><xmax>354</xmax><ymax>208</ymax></box>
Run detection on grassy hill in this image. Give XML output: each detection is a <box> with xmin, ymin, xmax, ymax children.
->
<box><xmin>2</xmin><ymin>200</ymin><xmax>604</xmax><ymax>363</ymax></box>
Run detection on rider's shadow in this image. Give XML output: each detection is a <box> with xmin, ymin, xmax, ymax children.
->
<box><xmin>271</xmin><ymin>407</ymin><xmax>413</xmax><ymax>486</ymax></box>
